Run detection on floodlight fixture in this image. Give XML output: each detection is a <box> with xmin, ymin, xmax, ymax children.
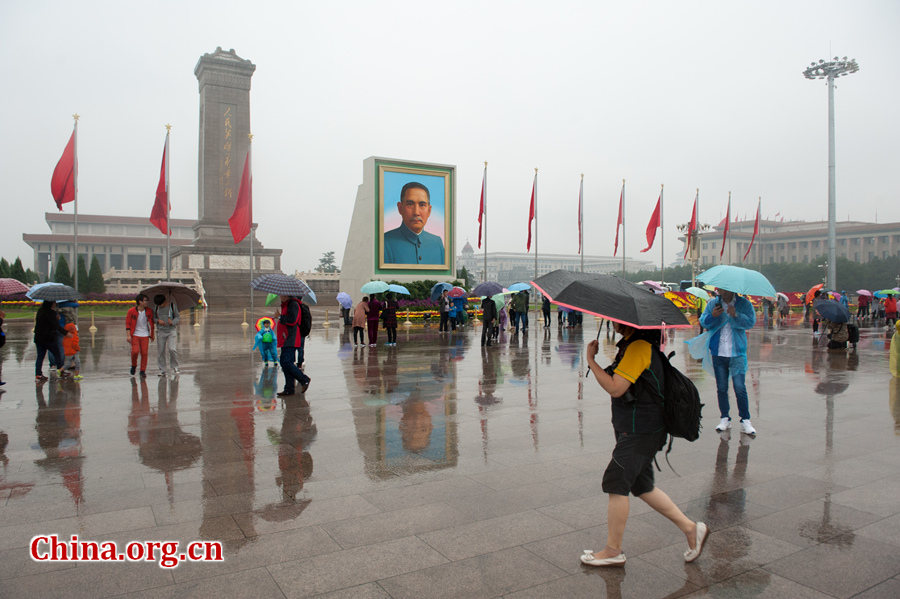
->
<box><xmin>803</xmin><ymin>56</ymin><xmax>859</xmax><ymax>290</ymax></box>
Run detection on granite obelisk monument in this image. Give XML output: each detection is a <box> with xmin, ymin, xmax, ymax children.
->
<box><xmin>171</xmin><ymin>47</ymin><xmax>281</xmax><ymax>310</ymax></box>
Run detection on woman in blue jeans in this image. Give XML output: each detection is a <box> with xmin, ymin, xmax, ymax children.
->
<box><xmin>34</xmin><ymin>301</ymin><xmax>68</xmax><ymax>382</ymax></box>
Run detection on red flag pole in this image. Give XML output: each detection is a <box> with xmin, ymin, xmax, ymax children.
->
<box><xmin>660</xmin><ymin>184</ymin><xmax>664</xmax><ymax>283</ymax></box>
<box><xmin>248</xmin><ymin>134</ymin><xmax>254</xmax><ymax>320</ymax></box>
<box><xmin>481</xmin><ymin>162</ymin><xmax>487</xmax><ymax>281</ymax></box>
<box><xmin>534</xmin><ymin>168</ymin><xmax>538</xmax><ymax>282</ymax></box>
<box><xmin>579</xmin><ymin>174</ymin><xmax>584</xmax><ymax>273</ymax></box>
<box><xmin>73</xmin><ymin>115</ymin><xmax>79</xmax><ymax>291</ymax></box>
<box><xmin>165</xmin><ymin>125</ymin><xmax>171</xmax><ymax>281</ymax></box>
<box><xmin>621</xmin><ymin>179</ymin><xmax>626</xmax><ymax>276</ymax></box>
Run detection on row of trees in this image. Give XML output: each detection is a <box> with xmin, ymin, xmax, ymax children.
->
<box><xmin>0</xmin><ymin>257</ymin><xmax>40</xmax><ymax>284</ymax></box>
<box><xmin>50</xmin><ymin>255</ymin><xmax>106</xmax><ymax>293</ymax></box>
<box><xmin>626</xmin><ymin>255</ymin><xmax>900</xmax><ymax>293</ymax></box>
<box><xmin>0</xmin><ymin>255</ymin><xmax>106</xmax><ymax>293</ymax></box>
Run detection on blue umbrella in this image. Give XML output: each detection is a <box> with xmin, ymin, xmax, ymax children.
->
<box><xmin>305</xmin><ymin>289</ymin><xmax>318</xmax><ymax>305</ymax></box>
<box><xmin>685</xmin><ymin>287</ymin><xmax>710</xmax><ymax>301</ymax></box>
<box><xmin>472</xmin><ymin>281</ymin><xmax>503</xmax><ymax>297</ymax></box>
<box><xmin>508</xmin><ymin>282</ymin><xmax>532</xmax><ymax>292</ymax></box>
<box><xmin>814</xmin><ymin>299</ymin><xmax>850</xmax><ymax>323</ymax></box>
<box><xmin>361</xmin><ymin>280</ymin><xmax>389</xmax><ymax>294</ymax></box>
<box><xmin>387</xmin><ymin>284</ymin><xmax>411</xmax><ymax>295</ymax></box>
<box><xmin>336</xmin><ymin>292</ymin><xmax>352</xmax><ymax>309</ymax></box>
<box><xmin>697</xmin><ymin>265</ymin><xmax>776</xmax><ymax>298</ymax></box>
<box><xmin>430</xmin><ymin>282</ymin><xmax>453</xmax><ymax>301</ymax></box>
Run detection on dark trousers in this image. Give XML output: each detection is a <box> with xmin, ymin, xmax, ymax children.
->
<box><xmin>439</xmin><ymin>312</ymin><xmax>450</xmax><ymax>331</ymax></box>
<box><xmin>481</xmin><ymin>321</ymin><xmax>495</xmax><ymax>345</ymax></box>
<box><xmin>353</xmin><ymin>326</ymin><xmax>365</xmax><ymax>344</ymax></box>
<box><xmin>543</xmin><ymin>310</ymin><xmax>551</xmax><ymax>327</ymax></box>
<box><xmin>280</xmin><ymin>345</ymin><xmax>309</xmax><ymax>393</ymax></box>
<box><xmin>341</xmin><ymin>307</ymin><xmax>352</xmax><ymax>326</ymax></box>
<box><xmin>35</xmin><ymin>342</ymin><xmax>63</xmax><ymax>376</ymax></box>
<box><xmin>366</xmin><ymin>320</ymin><xmax>378</xmax><ymax>344</ymax></box>
<box><xmin>387</xmin><ymin>327</ymin><xmax>397</xmax><ymax>343</ymax></box>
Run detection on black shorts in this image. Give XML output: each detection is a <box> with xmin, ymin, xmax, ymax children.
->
<box><xmin>602</xmin><ymin>431</ymin><xmax>666</xmax><ymax>497</ymax></box>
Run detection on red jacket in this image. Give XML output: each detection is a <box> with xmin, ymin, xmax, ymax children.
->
<box><xmin>277</xmin><ymin>298</ymin><xmax>304</xmax><ymax>348</ymax></box>
<box><xmin>126</xmin><ymin>306</ymin><xmax>155</xmax><ymax>340</ymax></box>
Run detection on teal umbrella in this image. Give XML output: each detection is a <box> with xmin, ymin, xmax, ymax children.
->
<box><xmin>685</xmin><ymin>287</ymin><xmax>710</xmax><ymax>301</ymax></box>
<box><xmin>387</xmin><ymin>284</ymin><xmax>410</xmax><ymax>295</ymax></box>
<box><xmin>490</xmin><ymin>293</ymin><xmax>507</xmax><ymax>312</ymax></box>
<box><xmin>697</xmin><ymin>265</ymin><xmax>776</xmax><ymax>298</ymax></box>
<box><xmin>361</xmin><ymin>280</ymin><xmax>389</xmax><ymax>294</ymax></box>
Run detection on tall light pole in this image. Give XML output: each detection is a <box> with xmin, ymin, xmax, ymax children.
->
<box><xmin>803</xmin><ymin>56</ymin><xmax>859</xmax><ymax>290</ymax></box>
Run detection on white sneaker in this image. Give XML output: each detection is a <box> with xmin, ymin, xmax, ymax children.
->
<box><xmin>740</xmin><ymin>420</ymin><xmax>757</xmax><ymax>435</ymax></box>
<box><xmin>715</xmin><ymin>417</ymin><xmax>732</xmax><ymax>432</ymax></box>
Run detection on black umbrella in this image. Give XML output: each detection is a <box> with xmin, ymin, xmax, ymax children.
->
<box><xmin>26</xmin><ymin>283</ymin><xmax>79</xmax><ymax>302</ymax></box>
<box><xmin>814</xmin><ymin>299</ymin><xmax>850</xmax><ymax>324</ymax></box>
<box><xmin>532</xmin><ymin>269</ymin><xmax>690</xmax><ymax>329</ymax></box>
<box><xmin>140</xmin><ymin>282</ymin><xmax>201</xmax><ymax>310</ymax></box>
<box><xmin>471</xmin><ymin>281</ymin><xmax>504</xmax><ymax>297</ymax></box>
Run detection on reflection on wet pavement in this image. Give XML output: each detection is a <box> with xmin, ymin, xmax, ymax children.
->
<box><xmin>0</xmin><ymin>315</ymin><xmax>897</xmax><ymax>597</ymax></box>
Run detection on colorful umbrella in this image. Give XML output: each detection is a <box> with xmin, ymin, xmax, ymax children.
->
<box><xmin>874</xmin><ymin>289</ymin><xmax>900</xmax><ymax>298</ymax></box>
<box><xmin>697</xmin><ymin>265</ymin><xmax>776</xmax><ymax>298</ymax></box>
<box><xmin>0</xmin><ymin>278</ymin><xmax>29</xmax><ymax>295</ymax></box>
<box><xmin>805</xmin><ymin>283</ymin><xmax>825</xmax><ymax>305</ymax></box>
<box><xmin>856</xmin><ymin>289</ymin><xmax>872</xmax><ymax>297</ymax></box>
<box><xmin>448</xmin><ymin>286</ymin><xmax>467</xmax><ymax>298</ymax></box>
<box><xmin>266</xmin><ymin>293</ymin><xmax>280</xmax><ymax>306</ymax></box>
<box><xmin>360</xmin><ymin>280</ymin><xmax>389</xmax><ymax>294</ymax></box>
<box><xmin>508</xmin><ymin>282</ymin><xmax>532</xmax><ymax>292</ymax></box>
<box><xmin>255</xmin><ymin>316</ymin><xmax>275</xmax><ymax>331</ymax></box>
<box><xmin>387</xmin><ymin>284</ymin><xmax>410</xmax><ymax>295</ymax></box>
<box><xmin>641</xmin><ymin>280</ymin><xmax>667</xmax><ymax>292</ymax></box>
<box><xmin>336</xmin><ymin>292</ymin><xmax>352</xmax><ymax>308</ymax></box>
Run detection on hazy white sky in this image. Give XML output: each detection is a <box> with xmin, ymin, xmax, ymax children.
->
<box><xmin>2</xmin><ymin>1</ymin><xmax>898</xmax><ymax>273</ymax></box>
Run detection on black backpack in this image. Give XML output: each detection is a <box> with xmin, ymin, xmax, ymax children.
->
<box><xmin>299</xmin><ymin>302</ymin><xmax>312</xmax><ymax>337</ymax></box>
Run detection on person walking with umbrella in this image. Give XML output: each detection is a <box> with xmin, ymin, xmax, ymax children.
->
<box><xmin>34</xmin><ymin>300</ymin><xmax>70</xmax><ymax>382</ymax></box>
<box><xmin>126</xmin><ymin>294</ymin><xmax>155</xmax><ymax>378</ymax></box>
<box><xmin>381</xmin><ymin>292</ymin><xmax>399</xmax><ymax>347</ymax></box>
<box><xmin>699</xmin><ymin>288</ymin><xmax>757</xmax><ymax>436</ymax></box>
<box><xmin>582</xmin><ymin>322</ymin><xmax>707</xmax><ymax>567</ymax></box>
<box><xmin>153</xmin><ymin>294</ymin><xmax>180</xmax><ymax>376</ymax></box>
<box><xmin>276</xmin><ymin>295</ymin><xmax>311</xmax><ymax>396</ymax></box>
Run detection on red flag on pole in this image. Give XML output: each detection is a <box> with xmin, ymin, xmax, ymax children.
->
<box><xmin>640</xmin><ymin>194</ymin><xmax>661</xmax><ymax>253</ymax></box>
<box><xmin>526</xmin><ymin>175</ymin><xmax>536</xmax><ymax>251</ymax></box>
<box><xmin>683</xmin><ymin>192</ymin><xmax>697</xmax><ymax>259</ymax></box>
<box><xmin>51</xmin><ymin>131</ymin><xmax>76</xmax><ymax>211</ymax></box>
<box><xmin>613</xmin><ymin>184</ymin><xmax>624</xmax><ymax>256</ymax></box>
<box><xmin>578</xmin><ymin>177</ymin><xmax>583</xmax><ymax>254</ymax></box>
<box><xmin>477</xmin><ymin>167</ymin><xmax>485</xmax><ymax>249</ymax></box>
<box><xmin>719</xmin><ymin>195</ymin><xmax>731</xmax><ymax>258</ymax></box>
<box><xmin>228</xmin><ymin>151</ymin><xmax>252</xmax><ymax>244</ymax></box>
<box><xmin>743</xmin><ymin>199</ymin><xmax>761</xmax><ymax>262</ymax></box>
<box><xmin>150</xmin><ymin>134</ymin><xmax>170</xmax><ymax>235</ymax></box>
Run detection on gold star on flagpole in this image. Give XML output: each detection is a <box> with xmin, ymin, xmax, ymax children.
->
<box><xmin>248</xmin><ymin>133</ymin><xmax>253</xmax><ymax>142</ymax></box>
<box><xmin>165</xmin><ymin>123</ymin><xmax>172</xmax><ymax>132</ymax></box>
<box><xmin>72</xmin><ymin>113</ymin><xmax>80</xmax><ymax>121</ymax></box>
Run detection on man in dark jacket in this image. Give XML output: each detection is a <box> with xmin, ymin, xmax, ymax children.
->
<box><xmin>276</xmin><ymin>296</ymin><xmax>310</xmax><ymax>397</ymax></box>
<box><xmin>480</xmin><ymin>297</ymin><xmax>497</xmax><ymax>347</ymax></box>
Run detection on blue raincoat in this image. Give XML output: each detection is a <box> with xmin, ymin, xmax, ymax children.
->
<box><xmin>687</xmin><ymin>295</ymin><xmax>756</xmax><ymax>375</ymax></box>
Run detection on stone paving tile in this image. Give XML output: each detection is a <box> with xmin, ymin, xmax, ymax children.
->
<box><xmin>266</xmin><ymin>536</ymin><xmax>448</xmax><ymax>598</ymax></box>
<box><xmin>0</xmin><ymin>545</ymin><xmax>78</xmax><ymax>580</ymax></box>
<box><xmin>312</xmin><ymin>583</ymin><xmax>393</xmax><ymax>599</ymax></box>
<box><xmin>322</xmin><ymin>501</ymin><xmax>474</xmax><ymax>548</ymax></box>
<box><xmin>504</xmin><ymin>556</ymin><xmax>699</xmax><ymax>599</ymax></box>
<box><xmin>854</xmin><ymin>513</ymin><xmax>900</xmax><ymax>547</ymax></box>
<box><xmin>170</xmin><ymin>525</ymin><xmax>340</xmax><ymax>584</ymax></box>
<box><xmin>639</xmin><ymin>526</ymin><xmax>804</xmax><ymax>587</ymax></box>
<box><xmin>359</xmin><ymin>475</ymin><xmax>492</xmax><ymax>511</ymax></box>
<box><xmin>0</xmin><ymin>560</ymin><xmax>174</xmax><ymax>598</ymax></box>
<box><xmin>851</xmin><ymin>577</ymin><xmax>900</xmax><ymax>599</ymax></box>
<box><xmin>0</xmin><ymin>506</ymin><xmax>157</xmax><ymax>551</ymax></box>
<box><xmin>231</xmin><ymin>494</ymin><xmax>381</xmax><ymax>536</ymax></box>
<box><xmin>764</xmin><ymin>535</ymin><xmax>900</xmax><ymax>598</ymax></box>
<box><xmin>378</xmin><ymin>546</ymin><xmax>567</xmax><ymax>598</ymax></box>
<box><xmin>743</xmin><ymin>498</ymin><xmax>884</xmax><ymax>548</ymax></box>
<box><xmin>418</xmin><ymin>510</ymin><xmax>575</xmax><ymax>561</ymax></box>
<box><xmin>679</xmin><ymin>568</ymin><xmax>832</xmax><ymax>598</ymax></box>
<box><xmin>830</xmin><ymin>478</ymin><xmax>900</xmax><ymax>517</ymax></box>
<box><xmin>742</xmin><ymin>475</ymin><xmax>848</xmax><ymax>510</ymax></box>
<box><xmin>123</xmin><ymin>566</ymin><xmax>286</xmax><ymax>599</ymax></box>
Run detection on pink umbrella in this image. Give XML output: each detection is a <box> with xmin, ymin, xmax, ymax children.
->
<box><xmin>640</xmin><ymin>280</ymin><xmax>667</xmax><ymax>292</ymax></box>
<box><xmin>448</xmin><ymin>286</ymin><xmax>467</xmax><ymax>298</ymax></box>
<box><xmin>0</xmin><ymin>278</ymin><xmax>30</xmax><ymax>295</ymax></box>
<box><xmin>856</xmin><ymin>289</ymin><xmax>872</xmax><ymax>297</ymax></box>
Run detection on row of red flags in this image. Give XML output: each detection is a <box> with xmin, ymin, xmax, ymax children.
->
<box><xmin>476</xmin><ymin>168</ymin><xmax>762</xmax><ymax>261</ymax></box>
<box><xmin>51</xmin><ymin>125</ymin><xmax>254</xmax><ymax>245</ymax></box>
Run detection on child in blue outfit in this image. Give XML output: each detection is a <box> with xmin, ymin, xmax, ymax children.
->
<box><xmin>253</xmin><ymin>318</ymin><xmax>278</xmax><ymax>365</ymax></box>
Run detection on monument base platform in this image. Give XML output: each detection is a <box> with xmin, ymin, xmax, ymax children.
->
<box><xmin>171</xmin><ymin>242</ymin><xmax>282</xmax><ymax>310</ymax></box>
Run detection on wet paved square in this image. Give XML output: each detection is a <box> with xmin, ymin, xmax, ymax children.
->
<box><xmin>0</xmin><ymin>314</ymin><xmax>898</xmax><ymax>598</ymax></box>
